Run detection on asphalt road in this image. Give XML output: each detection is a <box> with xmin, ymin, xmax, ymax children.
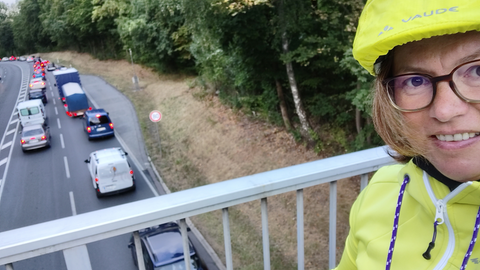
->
<box><xmin>0</xmin><ymin>61</ymin><xmax>221</xmax><ymax>270</ymax></box>
<box><xmin>0</xmin><ymin>61</ymin><xmax>155</xmax><ymax>269</ymax></box>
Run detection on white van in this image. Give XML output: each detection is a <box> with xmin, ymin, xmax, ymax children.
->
<box><xmin>84</xmin><ymin>148</ymin><xmax>136</xmax><ymax>198</ymax></box>
<box><xmin>17</xmin><ymin>99</ymin><xmax>47</xmax><ymax>127</ymax></box>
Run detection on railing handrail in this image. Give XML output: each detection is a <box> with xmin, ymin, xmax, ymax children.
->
<box><xmin>0</xmin><ymin>145</ymin><xmax>396</xmax><ymax>265</ymax></box>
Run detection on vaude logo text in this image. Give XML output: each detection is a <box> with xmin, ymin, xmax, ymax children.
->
<box><xmin>402</xmin><ymin>6</ymin><xmax>458</xmax><ymax>23</ymax></box>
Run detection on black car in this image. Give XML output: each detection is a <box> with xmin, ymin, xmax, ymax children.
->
<box><xmin>83</xmin><ymin>109</ymin><xmax>114</xmax><ymax>140</ymax></box>
<box><xmin>28</xmin><ymin>89</ymin><xmax>47</xmax><ymax>104</ymax></box>
<box><xmin>128</xmin><ymin>222</ymin><xmax>204</xmax><ymax>270</ymax></box>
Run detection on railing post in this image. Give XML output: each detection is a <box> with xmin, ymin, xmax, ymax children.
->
<box><xmin>5</xmin><ymin>263</ymin><xmax>13</xmax><ymax>270</ymax></box>
<box><xmin>63</xmin><ymin>245</ymin><xmax>92</xmax><ymax>270</ymax></box>
<box><xmin>133</xmin><ymin>231</ymin><xmax>146</xmax><ymax>270</ymax></box>
<box><xmin>261</xmin><ymin>198</ymin><xmax>271</xmax><ymax>270</ymax></box>
<box><xmin>297</xmin><ymin>189</ymin><xmax>304</xmax><ymax>270</ymax></box>
<box><xmin>329</xmin><ymin>181</ymin><xmax>337</xmax><ymax>270</ymax></box>
<box><xmin>222</xmin><ymin>208</ymin><xmax>234</xmax><ymax>270</ymax></box>
<box><xmin>360</xmin><ymin>173</ymin><xmax>369</xmax><ymax>191</ymax></box>
<box><xmin>179</xmin><ymin>219</ymin><xmax>192</xmax><ymax>270</ymax></box>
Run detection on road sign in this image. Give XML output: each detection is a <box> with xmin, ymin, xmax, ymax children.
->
<box><xmin>149</xmin><ymin>110</ymin><xmax>162</xmax><ymax>122</ymax></box>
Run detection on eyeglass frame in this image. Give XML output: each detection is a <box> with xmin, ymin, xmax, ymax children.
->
<box><xmin>383</xmin><ymin>59</ymin><xmax>480</xmax><ymax>112</ymax></box>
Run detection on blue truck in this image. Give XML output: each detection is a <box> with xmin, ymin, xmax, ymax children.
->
<box><xmin>62</xmin><ymin>82</ymin><xmax>91</xmax><ymax>117</ymax></box>
<box><xmin>52</xmin><ymin>68</ymin><xmax>81</xmax><ymax>103</ymax></box>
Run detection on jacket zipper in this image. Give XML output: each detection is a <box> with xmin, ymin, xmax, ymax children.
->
<box><xmin>423</xmin><ymin>171</ymin><xmax>471</xmax><ymax>269</ymax></box>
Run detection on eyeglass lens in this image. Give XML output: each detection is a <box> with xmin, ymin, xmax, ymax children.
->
<box><xmin>386</xmin><ymin>59</ymin><xmax>480</xmax><ymax>111</ymax></box>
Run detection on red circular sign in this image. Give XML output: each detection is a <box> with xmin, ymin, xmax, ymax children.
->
<box><xmin>149</xmin><ymin>110</ymin><xmax>162</xmax><ymax>122</ymax></box>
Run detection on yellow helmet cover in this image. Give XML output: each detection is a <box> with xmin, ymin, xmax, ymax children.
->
<box><xmin>353</xmin><ymin>0</ymin><xmax>480</xmax><ymax>75</ymax></box>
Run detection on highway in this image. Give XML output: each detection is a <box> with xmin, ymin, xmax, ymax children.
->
<box><xmin>0</xmin><ymin>61</ymin><xmax>158</xmax><ymax>270</ymax></box>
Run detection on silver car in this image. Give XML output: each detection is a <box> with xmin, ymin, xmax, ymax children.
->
<box><xmin>20</xmin><ymin>124</ymin><xmax>51</xmax><ymax>152</ymax></box>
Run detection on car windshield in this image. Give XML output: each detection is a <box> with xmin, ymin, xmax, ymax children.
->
<box><xmin>89</xmin><ymin>115</ymin><xmax>110</xmax><ymax>125</ymax></box>
<box><xmin>20</xmin><ymin>107</ymin><xmax>40</xmax><ymax>116</ymax></box>
<box><xmin>23</xmin><ymin>128</ymin><xmax>44</xmax><ymax>137</ymax></box>
<box><xmin>97</xmin><ymin>162</ymin><xmax>129</xmax><ymax>179</ymax></box>
<box><xmin>30</xmin><ymin>92</ymin><xmax>43</xmax><ymax>97</ymax></box>
<box><xmin>155</xmin><ymin>257</ymin><xmax>199</xmax><ymax>270</ymax></box>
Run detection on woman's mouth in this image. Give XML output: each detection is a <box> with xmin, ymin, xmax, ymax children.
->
<box><xmin>435</xmin><ymin>133</ymin><xmax>480</xmax><ymax>142</ymax></box>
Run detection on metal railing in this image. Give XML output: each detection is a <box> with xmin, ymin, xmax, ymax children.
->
<box><xmin>0</xmin><ymin>146</ymin><xmax>396</xmax><ymax>270</ymax></box>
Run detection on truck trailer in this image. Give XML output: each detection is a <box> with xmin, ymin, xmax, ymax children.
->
<box><xmin>62</xmin><ymin>82</ymin><xmax>90</xmax><ymax>117</ymax></box>
<box><xmin>52</xmin><ymin>68</ymin><xmax>81</xmax><ymax>103</ymax></box>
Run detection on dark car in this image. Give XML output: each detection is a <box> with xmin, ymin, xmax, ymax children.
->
<box><xmin>28</xmin><ymin>89</ymin><xmax>47</xmax><ymax>104</ymax></box>
<box><xmin>128</xmin><ymin>222</ymin><xmax>204</xmax><ymax>270</ymax></box>
<box><xmin>83</xmin><ymin>109</ymin><xmax>114</xmax><ymax>140</ymax></box>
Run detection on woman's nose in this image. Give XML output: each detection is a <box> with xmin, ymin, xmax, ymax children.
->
<box><xmin>429</xmin><ymin>81</ymin><xmax>469</xmax><ymax>122</ymax></box>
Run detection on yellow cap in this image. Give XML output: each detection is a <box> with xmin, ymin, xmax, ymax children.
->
<box><xmin>353</xmin><ymin>1</ymin><xmax>480</xmax><ymax>75</ymax></box>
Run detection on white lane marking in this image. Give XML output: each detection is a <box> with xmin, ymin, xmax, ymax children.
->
<box><xmin>60</xmin><ymin>133</ymin><xmax>65</xmax><ymax>148</ymax></box>
<box><xmin>64</xmin><ymin>156</ymin><xmax>70</xmax><ymax>178</ymax></box>
<box><xmin>53</xmin><ymin>98</ymin><xmax>56</xmax><ymax>105</ymax></box>
<box><xmin>0</xmin><ymin>64</ymin><xmax>28</xmax><ymax>203</ymax></box>
<box><xmin>1</xmin><ymin>141</ymin><xmax>12</xmax><ymax>150</ymax></box>
<box><xmin>57</xmin><ymin>118</ymin><xmax>61</xmax><ymax>129</ymax></box>
<box><xmin>69</xmin><ymin>191</ymin><xmax>77</xmax><ymax>215</ymax></box>
<box><xmin>6</xmin><ymin>129</ymin><xmax>15</xmax><ymax>136</ymax></box>
<box><xmin>51</xmin><ymin>91</ymin><xmax>54</xmax><ymax>98</ymax></box>
<box><xmin>0</xmin><ymin>158</ymin><xmax>7</xmax><ymax>166</ymax></box>
<box><xmin>10</xmin><ymin>119</ymin><xmax>18</xmax><ymax>124</ymax></box>
<box><xmin>55</xmin><ymin>107</ymin><xmax>58</xmax><ymax>115</ymax></box>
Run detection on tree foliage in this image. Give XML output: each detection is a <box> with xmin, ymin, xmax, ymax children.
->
<box><xmin>3</xmin><ymin>0</ymin><xmax>380</xmax><ymax>151</ymax></box>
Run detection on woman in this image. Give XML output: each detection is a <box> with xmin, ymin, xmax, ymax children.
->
<box><xmin>336</xmin><ymin>0</ymin><xmax>480</xmax><ymax>269</ymax></box>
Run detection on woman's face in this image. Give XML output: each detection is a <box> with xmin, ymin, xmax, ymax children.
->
<box><xmin>394</xmin><ymin>31</ymin><xmax>480</xmax><ymax>182</ymax></box>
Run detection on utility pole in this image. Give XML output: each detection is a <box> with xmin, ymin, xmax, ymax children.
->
<box><xmin>129</xmin><ymin>48</ymin><xmax>139</xmax><ymax>91</ymax></box>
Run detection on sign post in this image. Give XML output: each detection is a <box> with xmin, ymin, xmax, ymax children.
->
<box><xmin>149</xmin><ymin>110</ymin><xmax>162</xmax><ymax>160</ymax></box>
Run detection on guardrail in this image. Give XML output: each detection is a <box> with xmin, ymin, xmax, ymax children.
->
<box><xmin>0</xmin><ymin>145</ymin><xmax>396</xmax><ymax>270</ymax></box>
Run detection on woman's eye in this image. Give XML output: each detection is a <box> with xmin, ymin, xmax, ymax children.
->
<box><xmin>466</xmin><ymin>65</ymin><xmax>480</xmax><ymax>78</ymax></box>
<box><xmin>404</xmin><ymin>76</ymin><xmax>429</xmax><ymax>88</ymax></box>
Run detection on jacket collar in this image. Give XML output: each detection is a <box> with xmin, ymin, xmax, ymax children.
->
<box><xmin>399</xmin><ymin>160</ymin><xmax>480</xmax><ymax>206</ymax></box>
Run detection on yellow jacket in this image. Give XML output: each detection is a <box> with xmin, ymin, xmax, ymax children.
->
<box><xmin>335</xmin><ymin>160</ymin><xmax>480</xmax><ymax>270</ymax></box>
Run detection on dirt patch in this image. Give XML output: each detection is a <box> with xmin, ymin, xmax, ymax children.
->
<box><xmin>40</xmin><ymin>51</ymin><xmax>361</xmax><ymax>269</ymax></box>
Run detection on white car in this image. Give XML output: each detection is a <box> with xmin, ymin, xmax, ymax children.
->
<box><xmin>29</xmin><ymin>78</ymin><xmax>46</xmax><ymax>90</ymax></box>
<box><xmin>46</xmin><ymin>63</ymin><xmax>57</xmax><ymax>71</ymax></box>
<box><xmin>84</xmin><ymin>148</ymin><xmax>136</xmax><ymax>198</ymax></box>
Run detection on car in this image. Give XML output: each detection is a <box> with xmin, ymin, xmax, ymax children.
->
<box><xmin>83</xmin><ymin>109</ymin><xmax>114</xmax><ymax>140</ymax></box>
<box><xmin>32</xmin><ymin>70</ymin><xmax>46</xmax><ymax>79</ymax></box>
<box><xmin>9</xmin><ymin>56</ymin><xmax>16</xmax><ymax>61</ymax></box>
<box><xmin>1</xmin><ymin>57</ymin><xmax>8</xmax><ymax>62</ymax></box>
<box><xmin>28</xmin><ymin>89</ymin><xmax>47</xmax><ymax>104</ymax></box>
<box><xmin>128</xmin><ymin>222</ymin><xmax>204</xmax><ymax>270</ymax></box>
<box><xmin>29</xmin><ymin>78</ymin><xmax>46</xmax><ymax>90</ymax></box>
<box><xmin>26</xmin><ymin>56</ymin><xmax>34</xmax><ymax>62</ymax></box>
<box><xmin>18</xmin><ymin>56</ymin><xmax>26</xmax><ymax>61</ymax></box>
<box><xmin>46</xmin><ymin>62</ymin><xmax>57</xmax><ymax>71</ymax></box>
<box><xmin>19</xmin><ymin>124</ymin><xmax>51</xmax><ymax>152</ymax></box>
<box><xmin>84</xmin><ymin>147</ymin><xmax>135</xmax><ymax>198</ymax></box>
<box><xmin>33</xmin><ymin>61</ymin><xmax>45</xmax><ymax>69</ymax></box>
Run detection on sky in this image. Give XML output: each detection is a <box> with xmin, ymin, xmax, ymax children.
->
<box><xmin>1</xmin><ymin>0</ymin><xmax>17</xmax><ymax>6</ymax></box>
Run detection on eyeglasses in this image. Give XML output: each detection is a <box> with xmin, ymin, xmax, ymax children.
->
<box><xmin>384</xmin><ymin>59</ymin><xmax>480</xmax><ymax>112</ymax></box>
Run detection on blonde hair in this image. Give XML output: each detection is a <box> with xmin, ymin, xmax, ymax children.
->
<box><xmin>372</xmin><ymin>51</ymin><xmax>429</xmax><ymax>163</ymax></box>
